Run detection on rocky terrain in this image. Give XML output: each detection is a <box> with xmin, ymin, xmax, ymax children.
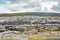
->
<box><xmin>0</xmin><ymin>16</ymin><xmax>60</xmax><ymax>40</ymax></box>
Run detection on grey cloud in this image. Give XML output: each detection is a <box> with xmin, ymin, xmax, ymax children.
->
<box><xmin>52</xmin><ymin>0</ymin><xmax>60</xmax><ymax>12</ymax></box>
<box><xmin>42</xmin><ymin>0</ymin><xmax>57</xmax><ymax>2</ymax></box>
<box><xmin>1</xmin><ymin>0</ymin><xmax>60</xmax><ymax>13</ymax></box>
<box><xmin>8</xmin><ymin>0</ymin><xmax>60</xmax><ymax>12</ymax></box>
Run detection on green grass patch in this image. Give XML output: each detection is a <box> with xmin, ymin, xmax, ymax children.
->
<box><xmin>0</xmin><ymin>13</ymin><xmax>60</xmax><ymax>17</ymax></box>
<box><xmin>0</xmin><ymin>13</ymin><xmax>28</xmax><ymax>17</ymax></box>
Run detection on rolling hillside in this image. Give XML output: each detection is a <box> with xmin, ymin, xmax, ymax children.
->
<box><xmin>0</xmin><ymin>12</ymin><xmax>60</xmax><ymax>17</ymax></box>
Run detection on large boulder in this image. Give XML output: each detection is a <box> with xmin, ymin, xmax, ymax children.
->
<box><xmin>5</xmin><ymin>26</ymin><xmax>26</xmax><ymax>32</ymax></box>
<box><xmin>0</xmin><ymin>26</ymin><xmax>7</xmax><ymax>32</ymax></box>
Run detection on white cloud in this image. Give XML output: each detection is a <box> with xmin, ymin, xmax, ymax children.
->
<box><xmin>0</xmin><ymin>5</ymin><xmax>15</xmax><ymax>13</ymax></box>
<box><xmin>0</xmin><ymin>0</ymin><xmax>59</xmax><ymax>13</ymax></box>
<box><xmin>40</xmin><ymin>1</ymin><xmax>58</xmax><ymax>12</ymax></box>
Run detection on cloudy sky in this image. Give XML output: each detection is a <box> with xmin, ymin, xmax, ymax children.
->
<box><xmin>0</xmin><ymin>0</ymin><xmax>60</xmax><ymax>13</ymax></box>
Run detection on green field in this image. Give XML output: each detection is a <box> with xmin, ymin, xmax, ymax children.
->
<box><xmin>0</xmin><ymin>12</ymin><xmax>60</xmax><ymax>17</ymax></box>
<box><xmin>0</xmin><ymin>13</ymin><xmax>28</xmax><ymax>17</ymax></box>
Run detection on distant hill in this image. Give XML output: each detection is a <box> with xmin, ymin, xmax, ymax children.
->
<box><xmin>26</xmin><ymin>12</ymin><xmax>60</xmax><ymax>16</ymax></box>
<box><xmin>0</xmin><ymin>12</ymin><xmax>60</xmax><ymax>17</ymax></box>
